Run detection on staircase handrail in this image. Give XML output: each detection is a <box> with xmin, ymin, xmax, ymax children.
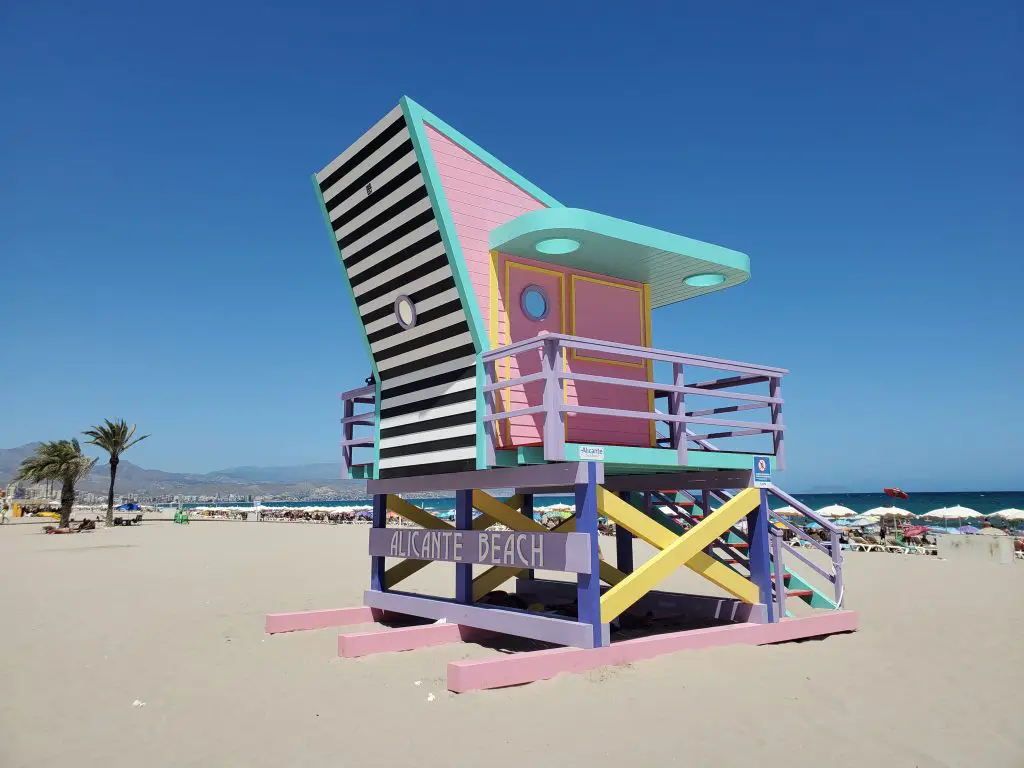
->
<box><xmin>764</xmin><ymin>484</ymin><xmax>841</xmax><ymax>533</ymax></box>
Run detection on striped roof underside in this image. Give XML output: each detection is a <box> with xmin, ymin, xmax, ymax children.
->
<box><xmin>315</xmin><ymin>105</ymin><xmax>477</xmax><ymax>479</ymax></box>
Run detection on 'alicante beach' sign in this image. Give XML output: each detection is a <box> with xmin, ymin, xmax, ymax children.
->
<box><xmin>368</xmin><ymin>529</ymin><xmax>592</xmax><ymax>574</ymax></box>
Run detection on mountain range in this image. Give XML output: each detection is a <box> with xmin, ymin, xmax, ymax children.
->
<box><xmin>0</xmin><ymin>444</ymin><xmax>362</xmax><ymax>499</ymax></box>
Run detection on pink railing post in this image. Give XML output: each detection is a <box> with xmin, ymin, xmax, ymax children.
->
<box><xmin>770</xmin><ymin>376</ymin><xmax>785</xmax><ymax>470</ymax></box>
<box><xmin>671</xmin><ymin>363</ymin><xmax>688</xmax><ymax>465</ymax></box>
<box><xmin>542</xmin><ymin>338</ymin><xmax>565</xmax><ymax>461</ymax></box>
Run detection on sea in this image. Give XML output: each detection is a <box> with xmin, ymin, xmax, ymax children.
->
<box><xmin>183</xmin><ymin>491</ymin><xmax>1023</xmax><ymax>518</ymax></box>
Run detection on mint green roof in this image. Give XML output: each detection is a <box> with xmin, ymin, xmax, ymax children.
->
<box><xmin>488</xmin><ymin>208</ymin><xmax>750</xmax><ymax>308</ymax></box>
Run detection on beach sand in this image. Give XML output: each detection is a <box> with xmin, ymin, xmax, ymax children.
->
<box><xmin>1</xmin><ymin>521</ymin><xmax>1021</xmax><ymax>768</ymax></box>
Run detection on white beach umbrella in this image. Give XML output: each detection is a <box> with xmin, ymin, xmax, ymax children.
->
<box><xmin>923</xmin><ymin>506</ymin><xmax>982</xmax><ymax>521</ymax></box>
<box><xmin>770</xmin><ymin>505</ymin><xmax>802</xmax><ymax>517</ymax></box>
<box><xmin>991</xmin><ymin>508</ymin><xmax>1024</xmax><ymax>521</ymax></box>
<box><xmin>814</xmin><ymin>504</ymin><xmax>856</xmax><ymax>519</ymax></box>
<box><xmin>863</xmin><ymin>506</ymin><xmax>914</xmax><ymax>519</ymax></box>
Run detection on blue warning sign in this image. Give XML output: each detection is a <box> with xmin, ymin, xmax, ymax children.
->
<box><xmin>753</xmin><ymin>455</ymin><xmax>771</xmax><ymax>488</ymax></box>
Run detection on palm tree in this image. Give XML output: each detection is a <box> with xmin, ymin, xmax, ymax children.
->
<box><xmin>16</xmin><ymin>439</ymin><xmax>97</xmax><ymax>528</ymax></box>
<box><xmin>84</xmin><ymin>419</ymin><xmax>150</xmax><ymax>527</ymax></box>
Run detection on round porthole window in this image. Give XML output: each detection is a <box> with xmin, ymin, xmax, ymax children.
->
<box><xmin>394</xmin><ymin>295</ymin><xmax>417</xmax><ymax>329</ymax></box>
<box><xmin>520</xmin><ymin>285</ymin><xmax>549</xmax><ymax>321</ymax></box>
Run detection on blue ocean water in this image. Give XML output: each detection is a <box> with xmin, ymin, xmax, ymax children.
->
<box><xmin>185</xmin><ymin>491</ymin><xmax>1023</xmax><ymax>518</ymax></box>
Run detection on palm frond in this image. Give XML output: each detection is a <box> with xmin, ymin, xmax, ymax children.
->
<box><xmin>15</xmin><ymin>439</ymin><xmax>97</xmax><ymax>485</ymax></box>
<box><xmin>83</xmin><ymin>418</ymin><xmax>150</xmax><ymax>459</ymax></box>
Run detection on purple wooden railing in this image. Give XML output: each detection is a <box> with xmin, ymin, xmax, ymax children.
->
<box><xmin>481</xmin><ymin>333</ymin><xmax>787</xmax><ymax>469</ymax></box>
<box><xmin>764</xmin><ymin>484</ymin><xmax>844</xmax><ymax>609</ymax></box>
<box><xmin>340</xmin><ymin>384</ymin><xmax>375</xmax><ymax>480</ymax></box>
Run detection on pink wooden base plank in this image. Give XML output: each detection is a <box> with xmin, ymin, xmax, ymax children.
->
<box><xmin>265</xmin><ymin>606</ymin><xmax>386</xmax><ymax>635</ymax></box>
<box><xmin>447</xmin><ymin>611</ymin><xmax>858</xmax><ymax>693</ymax></box>
<box><xmin>338</xmin><ymin>623</ymin><xmax>484</xmax><ymax>658</ymax></box>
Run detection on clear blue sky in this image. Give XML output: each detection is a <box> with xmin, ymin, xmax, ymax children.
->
<box><xmin>3</xmin><ymin>2</ymin><xmax>1021</xmax><ymax>491</ymax></box>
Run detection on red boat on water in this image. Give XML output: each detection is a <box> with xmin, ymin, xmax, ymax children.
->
<box><xmin>884</xmin><ymin>487</ymin><xmax>909</xmax><ymax>500</ymax></box>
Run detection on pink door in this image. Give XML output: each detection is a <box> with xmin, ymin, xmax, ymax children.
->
<box><xmin>566</xmin><ymin>275</ymin><xmax>652</xmax><ymax>447</ymax></box>
<box><xmin>500</xmin><ymin>261</ymin><xmax>564</xmax><ymax>447</ymax></box>
<box><xmin>497</xmin><ymin>256</ymin><xmax>653</xmax><ymax>450</ymax></box>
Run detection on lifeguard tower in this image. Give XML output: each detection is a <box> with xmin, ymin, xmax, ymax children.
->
<box><xmin>266</xmin><ymin>97</ymin><xmax>857</xmax><ymax>691</ymax></box>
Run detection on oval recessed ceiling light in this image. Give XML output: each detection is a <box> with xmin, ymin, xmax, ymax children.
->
<box><xmin>684</xmin><ymin>273</ymin><xmax>726</xmax><ymax>287</ymax></box>
<box><xmin>535</xmin><ymin>237</ymin><xmax>581</xmax><ymax>255</ymax></box>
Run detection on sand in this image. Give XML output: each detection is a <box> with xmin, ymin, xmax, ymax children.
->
<box><xmin>1</xmin><ymin>521</ymin><xmax>1021</xmax><ymax>768</ymax></box>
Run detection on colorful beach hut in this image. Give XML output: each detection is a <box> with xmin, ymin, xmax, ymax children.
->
<box><xmin>273</xmin><ymin>97</ymin><xmax>856</xmax><ymax>691</ymax></box>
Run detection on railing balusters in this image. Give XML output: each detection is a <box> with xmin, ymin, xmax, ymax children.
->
<box><xmin>770</xmin><ymin>526</ymin><xmax>786</xmax><ymax>618</ymax></box>
<box><xmin>552</xmin><ymin>340</ymin><xmax>565</xmax><ymax>460</ymax></box>
<box><xmin>340</xmin><ymin>384</ymin><xmax>376</xmax><ymax>480</ymax></box>
<box><xmin>483</xmin><ymin>358</ymin><xmax>498</xmax><ymax>467</ymax></box>
<box><xmin>342</xmin><ymin>397</ymin><xmax>354</xmax><ymax>480</ymax></box>
<box><xmin>770</xmin><ymin>376</ymin><xmax>785</xmax><ymax>470</ymax></box>
<box><xmin>830</xmin><ymin>529</ymin><xmax>844</xmax><ymax>607</ymax></box>
<box><xmin>477</xmin><ymin>334</ymin><xmax>786</xmax><ymax>464</ymax></box>
<box><xmin>673</xmin><ymin>363</ymin><xmax>687</xmax><ymax>465</ymax></box>
<box><xmin>541</xmin><ymin>338</ymin><xmax>565</xmax><ymax>461</ymax></box>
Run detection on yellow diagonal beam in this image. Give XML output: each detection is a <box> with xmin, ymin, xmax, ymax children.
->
<box><xmin>472</xmin><ymin>515</ymin><xmax>576</xmax><ymax>600</ymax></box>
<box><xmin>472</xmin><ymin>490</ymin><xmax>546</xmax><ymax>531</ymax></box>
<box><xmin>387</xmin><ymin>495</ymin><xmax>453</xmax><ymax>530</ymax></box>
<box><xmin>597</xmin><ymin>487</ymin><xmax>758</xmax><ymax>605</ymax></box>
<box><xmin>600</xmin><ymin>488</ymin><xmax>760</xmax><ymax>622</ymax></box>
<box><xmin>382</xmin><ymin>494</ymin><xmax>522</xmax><ymax>589</ymax></box>
<box><xmin>597</xmin><ymin>488</ymin><xmax>676</xmax><ymax>549</ymax></box>
<box><xmin>387</xmin><ymin>493</ymin><xmax>522</xmax><ymax>529</ymax></box>
<box><xmin>471</xmin><ymin>490</ymin><xmax>627</xmax><ymax>594</ymax></box>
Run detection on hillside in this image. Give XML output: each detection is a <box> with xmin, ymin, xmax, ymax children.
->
<box><xmin>1</xmin><ymin>444</ymin><xmax>362</xmax><ymax>499</ymax></box>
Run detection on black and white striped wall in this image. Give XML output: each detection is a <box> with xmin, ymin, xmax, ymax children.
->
<box><xmin>315</xmin><ymin>105</ymin><xmax>478</xmax><ymax>479</ymax></box>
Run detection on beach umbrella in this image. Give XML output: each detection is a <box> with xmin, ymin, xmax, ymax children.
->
<box><xmin>884</xmin><ymin>487</ymin><xmax>910</xmax><ymax>500</ymax></box>
<box><xmin>770</xmin><ymin>505</ymin><xmax>802</xmax><ymax>517</ymax></box>
<box><xmin>923</xmin><ymin>506</ymin><xmax>982</xmax><ymax>521</ymax></box>
<box><xmin>991</xmin><ymin>508</ymin><xmax>1024</xmax><ymax>521</ymax></box>
<box><xmin>864</xmin><ymin>506</ymin><xmax>913</xmax><ymax>519</ymax></box>
<box><xmin>958</xmin><ymin>525</ymin><xmax>981</xmax><ymax>534</ymax></box>
<box><xmin>815</xmin><ymin>504</ymin><xmax>856</xmax><ymax>519</ymax></box>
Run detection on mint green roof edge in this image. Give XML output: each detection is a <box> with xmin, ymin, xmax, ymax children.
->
<box><xmin>404</xmin><ymin>97</ymin><xmax>563</xmax><ymax>210</ymax></box>
<box><xmin>489</xmin><ymin>208</ymin><xmax>751</xmax><ymax>274</ymax></box>
<box><xmin>401</xmin><ymin>97</ymin><xmax>487</xmax><ymax>353</ymax></box>
<box><xmin>310</xmin><ymin>175</ymin><xmax>380</xmax><ymax>385</ymax></box>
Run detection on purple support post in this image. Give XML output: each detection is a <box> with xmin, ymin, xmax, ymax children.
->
<box><xmin>542</xmin><ymin>338</ymin><xmax>565</xmax><ymax>462</ymax></box>
<box><xmin>575</xmin><ymin>462</ymin><xmax>605</xmax><ymax>647</ymax></box>
<box><xmin>455</xmin><ymin>489</ymin><xmax>473</xmax><ymax>603</ymax></box>
<box><xmin>672</xmin><ymin>363</ymin><xmax>688</xmax><ymax>465</ymax></box>
<box><xmin>746</xmin><ymin>490</ymin><xmax>775</xmax><ymax>623</ymax></box>
<box><xmin>769</xmin><ymin>525</ymin><xmax>786</xmax><ymax>619</ymax></box>
<box><xmin>770</xmin><ymin>376</ymin><xmax>785</xmax><ymax>470</ymax></box>
<box><xmin>616</xmin><ymin>492</ymin><xmax>635</xmax><ymax>574</ymax></box>
<box><xmin>522</xmin><ymin>493</ymin><xmax>535</xmax><ymax>579</ymax></box>
<box><xmin>371</xmin><ymin>494</ymin><xmax>386</xmax><ymax>591</ymax></box>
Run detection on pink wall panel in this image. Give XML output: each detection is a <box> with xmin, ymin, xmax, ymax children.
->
<box><xmin>424</xmin><ymin>125</ymin><xmax>548</xmax><ymax>332</ymax></box>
